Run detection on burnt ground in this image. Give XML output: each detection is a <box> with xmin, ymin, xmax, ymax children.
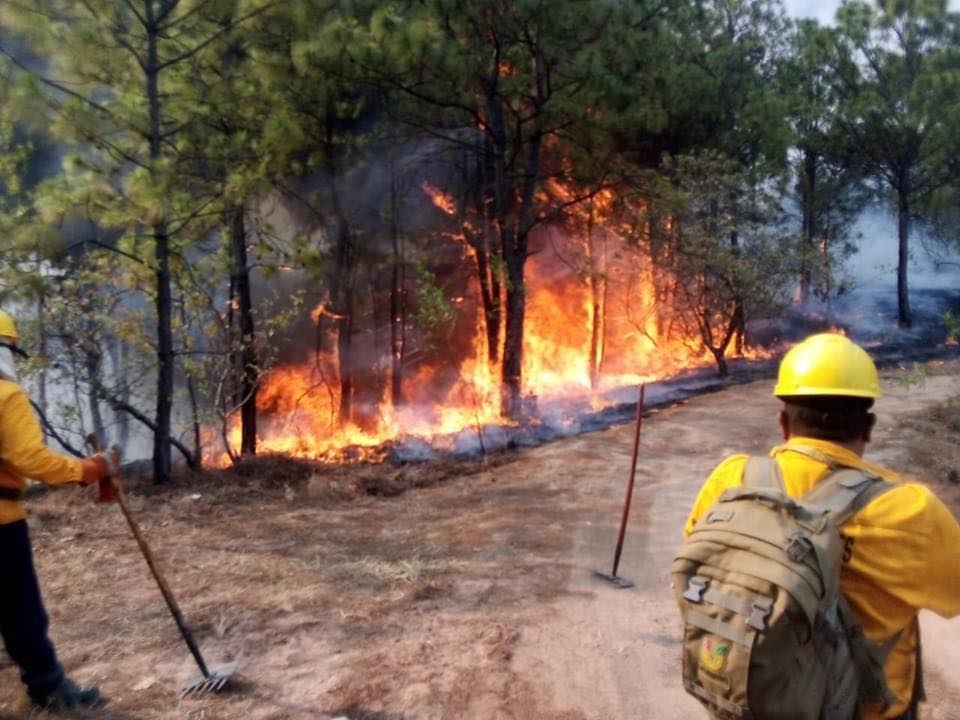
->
<box><xmin>1</xmin><ymin>357</ymin><xmax>958</xmax><ymax>720</ymax></box>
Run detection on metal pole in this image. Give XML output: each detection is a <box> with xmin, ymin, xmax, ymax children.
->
<box><xmin>610</xmin><ymin>383</ymin><xmax>644</xmax><ymax>577</ymax></box>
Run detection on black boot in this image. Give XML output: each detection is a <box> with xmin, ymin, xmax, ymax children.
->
<box><xmin>30</xmin><ymin>677</ymin><xmax>103</xmax><ymax>711</ymax></box>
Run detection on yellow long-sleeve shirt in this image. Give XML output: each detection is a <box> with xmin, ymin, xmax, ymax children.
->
<box><xmin>0</xmin><ymin>379</ymin><xmax>83</xmax><ymax>524</ymax></box>
<box><xmin>684</xmin><ymin>437</ymin><xmax>960</xmax><ymax>719</ymax></box>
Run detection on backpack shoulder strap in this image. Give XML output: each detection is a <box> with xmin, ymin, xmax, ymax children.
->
<box><xmin>800</xmin><ymin>467</ymin><xmax>897</xmax><ymax>526</ymax></box>
<box><xmin>742</xmin><ymin>456</ymin><xmax>786</xmax><ymax>493</ymax></box>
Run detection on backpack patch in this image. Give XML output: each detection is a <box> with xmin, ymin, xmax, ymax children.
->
<box><xmin>699</xmin><ymin>636</ymin><xmax>730</xmax><ymax>674</ymax></box>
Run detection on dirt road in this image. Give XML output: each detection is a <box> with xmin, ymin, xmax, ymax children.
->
<box><xmin>3</xmin><ymin>360</ymin><xmax>958</xmax><ymax>719</ymax></box>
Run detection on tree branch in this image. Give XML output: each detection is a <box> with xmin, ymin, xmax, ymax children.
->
<box><xmin>157</xmin><ymin>2</ymin><xmax>282</xmax><ymax>71</ymax></box>
<box><xmin>30</xmin><ymin>400</ymin><xmax>85</xmax><ymax>458</ymax></box>
<box><xmin>100</xmin><ymin>390</ymin><xmax>198</xmax><ymax>468</ymax></box>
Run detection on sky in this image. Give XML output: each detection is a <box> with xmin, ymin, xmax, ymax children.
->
<box><xmin>784</xmin><ymin>0</ymin><xmax>960</xmax><ymax>24</ymax></box>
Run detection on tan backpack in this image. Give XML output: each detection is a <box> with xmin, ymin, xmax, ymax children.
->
<box><xmin>673</xmin><ymin>455</ymin><xmax>899</xmax><ymax>720</ymax></box>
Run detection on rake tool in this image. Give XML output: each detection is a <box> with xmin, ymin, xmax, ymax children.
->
<box><xmin>593</xmin><ymin>383</ymin><xmax>645</xmax><ymax>589</ymax></box>
<box><xmin>86</xmin><ymin>436</ymin><xmax>236</xmax><ymax>696</ymax></box>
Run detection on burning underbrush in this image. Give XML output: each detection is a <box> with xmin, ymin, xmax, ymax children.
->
<box><xmin>213</xmin><ymin>179</ymin><xmax>783</xmax><ymax>468</ymax></box>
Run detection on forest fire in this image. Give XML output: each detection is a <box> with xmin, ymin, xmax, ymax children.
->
<box><xmin>216</xmin><ymin>183</ymin><xmax>771</xmax><ymax>466</ymax></box>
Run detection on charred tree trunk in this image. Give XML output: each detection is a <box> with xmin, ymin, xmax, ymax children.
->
<box><xmin>897</xmin><ymin>185</ymin><xmax>912</xmax><ymax>327</ymax></box>
<box><xmin>230</xmin><ymin>207</ymin><xmax>258</xmax><ymax>456</ymax></box>
<box><xmin>500</xmin><ymin>230</ymin><xmax>527</xmax><ymax>419</ymax></box>
<box><xmin>701</xmin><ymin>308</ymin><xmax>737</xmax><ymax>378</ymax></box>
<box><xmin>332</xmin><ymin>220</ymin><xmax>355</xmax><ymax>426</ymax></box>
<box><xmin>500</xmin><ymin>140</ymin><xmax>541</xmax><ymax>418</ymax></box>
<box><xmin>469</xmin><ymin>225</ymin><xmax>503</xmax><ymax>367</ymax></box>
<box><xmin>710</xmin><ymin>346</ymin><xmax>729</xmax><ymax>377</ymax></box>
<box><xmin>477</xmin><ymin>142</ymin><xmax>502</xmax><ymax>366</ymax></box>
<box><xmin>488</xmin><ymin>43</ymin><xmax>545</xmax><ymax>419</ymax></box>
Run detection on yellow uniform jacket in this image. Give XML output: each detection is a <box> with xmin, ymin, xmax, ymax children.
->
<box><xmin>0</xmin><ymin>379</ymin><xmax>82</xmax><ymax>524</ymax></box>
<box><xmin>684</xmin><ymin>437</ymin><xmax>960</xmax><ymax>719</ymax></box>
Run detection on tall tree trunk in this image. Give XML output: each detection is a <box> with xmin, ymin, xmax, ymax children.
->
<box><xmin>333</xmin><ymin>221</ymin><xmax>355</xmax><ymax>426</ymax></box>
<box><xmin>153</xmin><ymin>220</ymin><xmax>174</xmax><ymax>483</ymax></box>
<box><xmin>177</xmin><ymin>299</ymin><xmax>202</xmax><ymax>466</ymax></box>
<box><xmin>500</xmin><ymin>230</ymin><xmax>526</xmax><ymax>419</ymax></box>
<box><xmin>488</xmin><ymin>49</ymin><xmax>544</xmax><ymax>418</ymax></box>
<box><xmin>84</xmin><ymin>339</ymin><xmax>106</xmax><ymax>444</ymax></box>
<box><xmin>147</xmin><ymin>0</ymin><xmax>173</xmax><ymax>483</ymax></box>
<box><xmin>475</xmin><ymin>145</ymin><xmax>502</xmax><ymax>365</ymax></box>
<box><xmin>702</xmin><ymin>309</ymin><xmax>737</xmax><ymax>378</ymax></box>
<box><xmin>389</xmin><ymin>174</ymin><xmax>406</xmax><ymax>409</ymax></box>
<box><xmin>799</xmin><ymin>149</ymin><xmax>817</xmax><ymax>303</ymax></box>
<box><xmin>186</xmin><ymin>367</ymin><xmax>202</xmax><ymax>466</ymax></box>
<box><xmin>36</xmin><ymin>294</ymin><xmax>48</xmax><ymax>416</ymax></box>
<box><xmin>230</xmin><ymin>207</ymin><xmax>258</xmax><ymax>456</ymax></box>
<box><xmin>70</xmin><ymin>352</ymin><xmax>88</xmax><ymax>438</ymax></box>
<box><xmin>730</xmin><ymin>230</ymin><xmax>746</xmax><ymax>356</ymax></box>
<box><xmin>711</xmin><ymin>347</ymin><xmax>729</xmax><ymax>377</ymax></box>
<box><xmin>897</xmin><ymin>187</ymin><xmax>912</xmax><ymax>327</ymax></box>
<box><xmin>470</xmin><ymin>229</ymin><xmax>502</xmax><ymax>366</ymax></box>
<box><xmin>109</xmin><ymin>336</ymin><xmax>131</xmax><ymax>454</ymax></box>
<box><xmin>587</xmin><ymin>212</ymin><xmax>605</xmax><ymax>389</ymax></box>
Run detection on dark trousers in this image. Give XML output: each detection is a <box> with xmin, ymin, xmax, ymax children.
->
<box><xmin>0</xmin><ymin>520</ymin><xmax>64</xmax><ymax>698</ymax></box>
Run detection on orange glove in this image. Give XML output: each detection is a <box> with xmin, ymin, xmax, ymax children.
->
<box><xmin>79</xmin><ymin>454</ymin><xmax>110</xmax><ymax>486</ymax></box>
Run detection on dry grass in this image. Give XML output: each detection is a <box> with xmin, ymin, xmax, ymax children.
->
<box><xmin>901</xmin><ymin>390</ymin><xmax>960</xmax><ymax>516</ymax></box>
<box><xmin>335</xmin><ymin>555</ymin><xmax>465</xmax><ymax>586</ymax></box>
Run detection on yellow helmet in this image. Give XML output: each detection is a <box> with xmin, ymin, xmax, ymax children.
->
<box><xmin>774</xmin><ymin>332</ymin><xmax>881</xmax><ymax>399</ymax></box>
<box><xmin>0</xmin><ymin>309</ymin><xmax>17</xmax><ymax>341</ymax></box>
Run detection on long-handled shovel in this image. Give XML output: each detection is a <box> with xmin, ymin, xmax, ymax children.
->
<box><xmin>86</xmin><ymin>436</ymin><xmax>236</xmax><ymax>696</ymax></box>
<box><xmin>593</xmin><ymin>383</ymin><xmax>645</xmax><ymax>589</ymax></box>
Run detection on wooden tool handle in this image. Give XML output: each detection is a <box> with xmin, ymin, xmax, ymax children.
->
<box><xmin>85</xmin><ymin>434</ymin><xmax>211</xmax><ymax>678</ymax></box>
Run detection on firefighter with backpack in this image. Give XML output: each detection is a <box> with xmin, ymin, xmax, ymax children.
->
<box><xmin>0</xmin><ymin>309</ymin><xmax>112</xmax><ymax>710</ymax></box>
<box><xmin>676</xmin><ymin>333</ymin><xmax>960</xmax><ymax>720</ymax></box>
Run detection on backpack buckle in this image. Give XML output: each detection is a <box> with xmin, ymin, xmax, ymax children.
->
<box><xmin>747</xmin><ymin>597</ymin><xmax>773</xmax><ymax>630</ymax></box>
<box><xmin>785</xmin><ymin>531</ymin><xmax>813</xmax><ymax>562</ymax></box>
<box><xmin>683</xmin><ymin>576</ymin><xmax>709</xmax><ymax>603</ymax></box>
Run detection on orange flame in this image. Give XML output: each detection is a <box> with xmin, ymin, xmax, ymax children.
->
<box><xmin>211</xmin><ymin>181</ymin><xmax>773</xmax><ymax>466</ymax></box>
<box><xmin>422</xmin><ymin>182</ymin><xmax>456</xmax><ymax>216</ymax></box>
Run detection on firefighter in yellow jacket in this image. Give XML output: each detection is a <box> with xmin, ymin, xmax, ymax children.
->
<box><xmin>684</xmin><ymin>333</ymin><xmax>960</xmax><ymax>720</ymax></box>
<box><xmin>0</xmin><ymin>309</ymin><xmax>112</xmax><ymax>710</ymax></box>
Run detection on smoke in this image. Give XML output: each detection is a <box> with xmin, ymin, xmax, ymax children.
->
<box><xmin>772</xmin><ymin>204</ymin><xmax>960</xmax><ymax>346</ymax></box>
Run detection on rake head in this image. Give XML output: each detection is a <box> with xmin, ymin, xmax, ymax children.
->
<box><xmin>181</xmin><ymin>663</ymin><xmax>237</xmax><ymax>697</ymax></box>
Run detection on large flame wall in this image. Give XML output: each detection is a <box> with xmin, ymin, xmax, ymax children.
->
<box><xmin>217</xmin><ymin>213</ymin><xmax>717</xmax><ymax>464</ymax></box>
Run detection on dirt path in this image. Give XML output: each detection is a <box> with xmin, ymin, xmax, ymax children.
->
<box><xmin>510</xmin><ymin>364</ymin><xmax>960</xmax><ymax>720</ymax></box>
<box><xmin>1</xmin><ymin>361</ymin><xmax>957</xmax><ymax>720</ymax></box>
